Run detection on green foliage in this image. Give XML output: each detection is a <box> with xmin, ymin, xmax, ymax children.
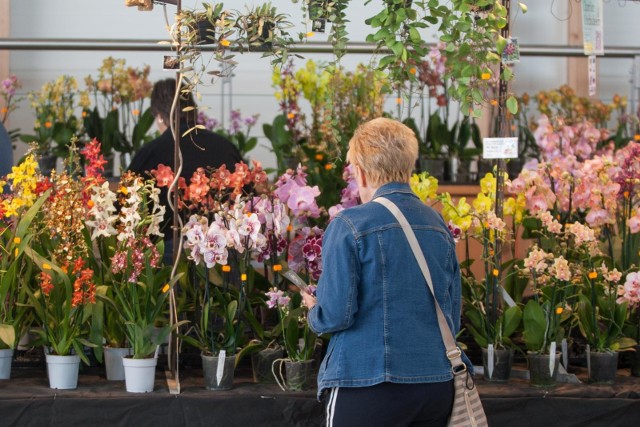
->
<box><xmin>365</xmin><ymin>0</ymin><xmax>434</xmax><ymax>84</ymax></box>
<box><xmin>576</xmin><ymin>282</ymin><xmax>636</xmax><ymax>352</ymax></box>
<box><xmin>180</xmin><ymin>264</ymin><xmax>255</xmax><ymax>358</ymax></box>
<box><xmin>0</xmin><ymin>194</ymin><xmax>45</xmax><ymax>348</ymax></box>
<box><xmin>462</xmin><ymin>272</ymin><xmax>523</xmax><ymax>350</ymax></box>
<box><xmin>83</xmin><ymin>107</ymin><xmax>154</xmax><ymax>156</ymax></box>
<box><xmin>263</xmin><ymin>114</ymin><xmax>299</xmax><ymax>173</ymax></box>
<box><xmin>99</xmin><ymin>242</ymin><xmax>185</xmax><ymax>359</ymax></box>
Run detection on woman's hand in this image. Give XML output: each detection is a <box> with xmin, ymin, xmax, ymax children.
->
<box><xmin>301</xmin><ymin>290</ymin><xmax>317</xmax><ymax>310</ymax></box>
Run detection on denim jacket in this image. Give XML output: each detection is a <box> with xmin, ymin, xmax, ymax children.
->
<box><xmin>308</xmin><ymin>182</ymin><xmax>472</xmax><ymax>399</ymax></box>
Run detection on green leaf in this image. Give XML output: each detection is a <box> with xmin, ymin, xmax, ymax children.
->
<box><xmin>502</xmin><ymin>66</ymin><xmax>513</xmax><ymax>81</ymax></box>
<box><xmin>523</xmin><ymin>300</ymin><xmax>547</xmax><ymax>352</ymax></box>
<box><xmin>0</xmin><ymin>324</ymin><xmax>16</xmax><ymax>348</ymax></box>
<box><xmin>496</xmin><ymin>35</ymin><xmax>507</xmax><ymax>55</ymax></box>
<box><xmin>501</xmin><ymin>306</ymin><xmax>523</xmax><ymax>338</ymax></box>
<box><xmin>519</xmin><ymin>2</ymin><xmax>528</xmax><ymax>13</ymax></box>
<box><xmin>506</xmin><ymin>96</ymin><xmax>519</xmax><ymax>114</ymax></box>
<box><xmin>408</xmin><ymin>27</ymin><xmax>421</xmax><ymax>44</ymax></box>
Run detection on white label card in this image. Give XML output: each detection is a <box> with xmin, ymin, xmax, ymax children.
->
<box><xmin>588</xmin><ymin>55</ymin><xmax>597</xmax><ymax>97</ymax></box>
<box><xmin>216</xmin><ymin>349</ymin><xmax>226</xmax><ymax>385</ymax></box>
<box><xmin>482</xmin><ymin>137</ymin><xmax>518</xmax><ymax>159</ymax></box>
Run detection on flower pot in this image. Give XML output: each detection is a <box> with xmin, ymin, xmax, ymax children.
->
<box><xmin>196</xmin><ymin>19</ymin><xmax>216</xmax><ymax>45</ymax></box>
<box><xmin>0</xmin><ymin>122</ymin><xmax>12</xmax><ymax>182</ymax></box>
<box><xmin>104</xmin><ymin>346</ymin><xmax>132</xmax><ymax>381</ymax></box>
<box><xmin>419</xmin><ymin>157</ymin><xmax>446</xmax><ymax>182</ymax></box>
<box><xmin>527</xmin><ymin>352</ymin><xmax>560</xmax><ymax>387</ymax></box>
<box><xmin>482</xmin><ymin>347</ymin><xmax>513</xmax><ymax>382</ymax></box>
<box><xmin>202</xmin><ymin>353</ymin><xmax>235</xmax><ymax>390</ymax></box>
<box><xmin>38</xmin><ymin>153</ymin><xmax>57</xmax><ymax>176</ymax></box>
<box><xmin>284</xmin><ymin>359</ymin><xmax>314</xmax><ymax>391</ymax></box>
<box><xmin>0</xmin><ymin>348</ymin><xmax>14</xmax><ymax>380</ymax></box>
<box><xmin>631</xmin><ymin>345</ymin><xmax>640</xmax><ymax>377</ymax></box>
<box><xmin>122</xmin><ymin>356</ymin><xmax>157</xmax><ymax>393</ymax></box>
<box><xmin>588</xmin><ymin>350</ymin><xmax>619</xmax><ymax>384</ymax></box>
<box><xmin>251</xmin><ymin>347</ymin><xmax>283</xmax><ymax>384</ymax></box>
<box><xmin>46</xmin><ymin>354</ymin><xmax>80</xmax><ymax>390</ymax></box>
<box><xmin>477</xmin><ymin>159</ymin><xmax>493</xmax><ymax>178</ymax></box>
<box><xmin>507</xmin><ymin>158</ymin><xmax>524</xmax><ymax>180</ymax></box>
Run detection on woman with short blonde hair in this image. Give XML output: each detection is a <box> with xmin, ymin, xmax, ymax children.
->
<box><xmin>346</xmin><ymin>117</ymin><xmax>419</xmax><ymax>187</ymax></box>
<box><xmin>303</xmin><ymin>117</ymin><xmax>469</xmax><ymax>427</ymax></box>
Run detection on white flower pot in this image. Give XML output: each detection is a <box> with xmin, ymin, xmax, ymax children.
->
<box><xmin>123</xmin><ymin>357</ymin><xmax>157</xmax><ymax>393</ymax></box>
<box><xmin>0</xmin><ymin>348</ymin><xmax>14</xmax><ymax>380</ymax></box>
<box><xmin>46</xmin><ymin>354</ymin><xmax>80</xmax><ymax>389</ymax></box>
<box><xmin>104</xmin><ymin>347</ymin><xmax>132</xmax><ymax>381</ymax></box>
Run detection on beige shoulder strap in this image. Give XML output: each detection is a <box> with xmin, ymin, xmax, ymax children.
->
<box><xmin>374</xmin><ymin>197</ymin><xmax>466</xmax><ymax>374</ymax></box>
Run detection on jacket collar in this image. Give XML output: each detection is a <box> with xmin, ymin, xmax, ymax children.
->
<box><xmin>372</xmin><ymin>182</ymin><xmax>418</xmax><ymax>200</ymax></box>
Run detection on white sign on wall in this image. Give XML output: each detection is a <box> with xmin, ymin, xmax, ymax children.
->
<box><xmin>482</xmin><ymin>138</ymin><xmax>519</xmax><ymax>159</ymax></box>
<box><xmin>582</xmin><ymin>0</ymin><xmax>604</xmax><ymax>56</ymax></box>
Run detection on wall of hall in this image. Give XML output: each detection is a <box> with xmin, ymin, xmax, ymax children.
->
<box><xmin>4</xmin><ymin>0</ymin><xmax>640</xmax><ymax>170</ymax></box>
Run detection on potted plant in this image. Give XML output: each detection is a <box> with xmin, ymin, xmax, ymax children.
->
<box><xmin>234</xmin><ymin>2</ymin><xmax>294</xmax><ymax>53</ymax></box>
<box><xmin>83</xmin><ymin>57</ymin><xmax>155</xmax><ymax>170</ymax></box>
<box><xmin>89</xmin><ymin>171</ymin><xmax>183</xmax><ymax>393</ymax></box>
<box><xmin>436</xmin><ymin>171</ymin><xmax>524</xmax><ymax>381</ymax></box>
<box><xmin>0</xmin><ymin>158</ymin><xmax>47</xmax><ymax>379</ymax></box>
<box><xmin>19</xmin><ymin>75</ymin><xmax>84</xmax><ymax>175</ymax></box>
<box><xmin>266</xmin><ymin>286</ymin><xmax>317</xmax><ymax>391</ymax></box>
<box><xmin>575</xmin><ymin>265</ymin><xmax>636</xmax><ymax>384</ymax></box>
<box><xmin>14</xmin><ymin>147</ymin><xmax>103</xmax><ymax>390</ymax></box>
<box><xmin>177</xmin><ymin>2</ymin><xmax>230</xmax><ymax>46</ymax></box>
<box><xmin>181</xmin><ymin>277</ymin><xmax>248</xmax><ymax>391</ymax></box>
<box><xmin>618</xmin><ymin>272</ymin><xmax>640</xmax><ymax>377</ymax></box>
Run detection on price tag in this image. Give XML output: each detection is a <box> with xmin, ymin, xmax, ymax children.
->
<box><xmin>588</xmin><ymin>55</ymin><xmax>597</xmax><ymax>97</ymax></box>
<box><xmin>482</xmin><ymin>137</ymin><xmax>518</xmax><ymax>159</ymax></box>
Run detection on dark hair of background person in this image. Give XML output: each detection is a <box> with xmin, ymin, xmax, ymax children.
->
<box><xmin>149</xmin><ymin>78</ymin><xmax>197</xmax><ymax>125</ymax></box>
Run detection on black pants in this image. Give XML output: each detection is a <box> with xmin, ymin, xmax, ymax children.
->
<box><xmin>324</xmin><ymin>381</ymin><xmax>454</xmax><ymax>427</ymax></box>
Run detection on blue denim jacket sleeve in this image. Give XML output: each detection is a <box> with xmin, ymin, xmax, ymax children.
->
<box><xmin>308</xmin><ymin>215</ymin><xmax>359</xmax><ymax>335</ymax></box>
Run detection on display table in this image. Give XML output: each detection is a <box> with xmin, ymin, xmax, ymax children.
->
<box><xmin>1</xmin><ymin>367</ymin><xmax>638</xmax><ymax>426</ymax></box>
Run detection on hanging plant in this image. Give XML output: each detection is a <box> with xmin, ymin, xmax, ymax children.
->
<box><xmin>365</xmin><ymin>0</ymin><xmax>528</xmax><ymax>117</ymax></box>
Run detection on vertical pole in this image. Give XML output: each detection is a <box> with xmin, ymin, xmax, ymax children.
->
<box><xmin>490</xmin><ymin>0</ymin><xmax>511</xmax><ymax>329</ymax></box>
<box><xmin>167</xmin><ymin>0</ymin><xmax>182</xmax><ymax>392</ymax></box>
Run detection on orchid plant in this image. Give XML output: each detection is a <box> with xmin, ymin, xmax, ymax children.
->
<box><xmin>11</xmin><ymin>149</ymin><xmax>100</xmax><ymax>362</ymax></box>
<box><xmin>79</xmin><ymin>139</ymin><xmax>182</xmax><ymax>359</ymax></box>
<box><xmin>164</xmin><ymin>160</ymin><xmax>270</xmax><ymax>357</ymax></box>
<box><xmin>20</xmin><ymin>75</ymin><xmax>86</xmax><ymax>160</ymax></box>
<box><xmin>432</xmin><ymin>171</ymin><xmax>525</xmax><ymax>352</ymax></box>
<box><xmin>265</xmin><ymin>285</ymin><xmax>317</xmax><ymax>362</ymax></box>
<box><xmin>83</xmin><ymin>57</ymin><xmax>155</xmax><ymax>158</ymax></box>
<box><xmin>0</xmin><ymin>155</ymin><xmax>48</xmax><ymax>350</ymax></box>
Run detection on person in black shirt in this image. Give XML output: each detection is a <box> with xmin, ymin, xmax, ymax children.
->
<box><xmin>128</xmin><ymin>78</ymin><xmax>243</xmax><ymax>263</ymax></box>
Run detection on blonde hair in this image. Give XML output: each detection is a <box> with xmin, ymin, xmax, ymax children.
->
<box><xmin>347</xmin><ymin>117</ymin><xmax>418</xmax><ymax>187</ymax></box>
